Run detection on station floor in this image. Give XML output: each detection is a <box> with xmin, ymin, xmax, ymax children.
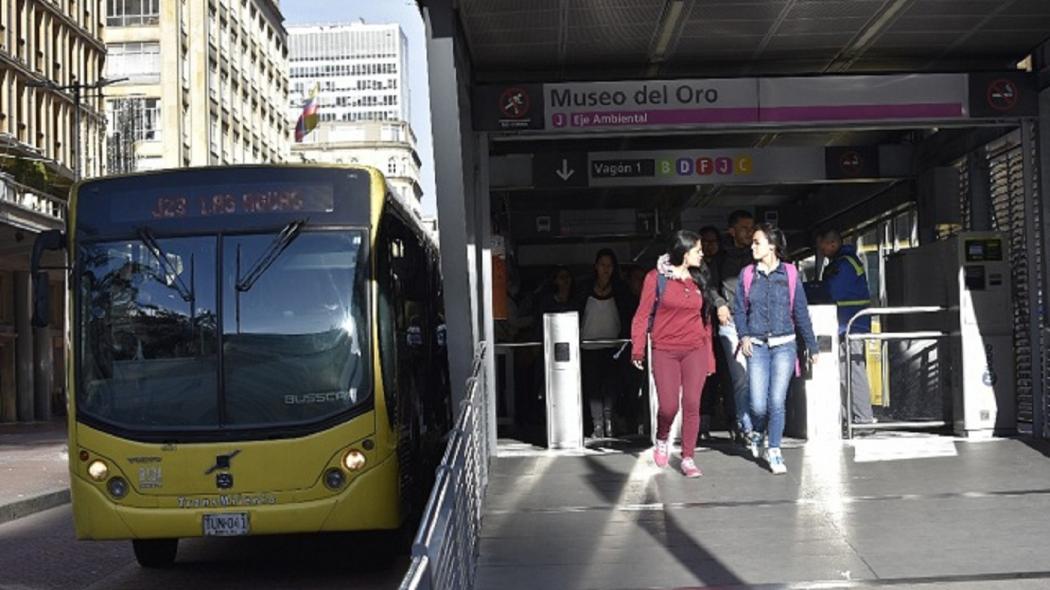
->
<box><xmin>477</xmin><ymin>432</ymin><xmax>1050</xmax><ymax>590</ymax></box>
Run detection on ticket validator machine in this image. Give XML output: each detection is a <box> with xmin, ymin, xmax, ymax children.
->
<box><xmin>885</xmin><ymin>232</ymin><xmax>1016</xmax><ymax>438</ymax></box>
<box><xmin>785</xmin><ymin>305</ymin><xmax>841</xmax><ymax>442</ymax></box>
<box><xmin>543</xmin><ymin>312</ymin><xmax>584</xmax><ymax>449</ymax></box>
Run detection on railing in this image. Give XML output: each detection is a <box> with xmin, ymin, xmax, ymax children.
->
<box><xmin>400</xmin><ymin>342</ymin><xmax>490</xmax><ymax>590</ymax></box>
<box><xmin>845</xmin><ymin>306</ymin><xmax>948</xmax><ymax>439</ymax></box>
<box><xmin>0</xmin><ymin>174</ymin><xmax>66</xmax><ymax>223</ymax></box>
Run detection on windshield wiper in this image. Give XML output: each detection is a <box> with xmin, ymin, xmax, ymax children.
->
<box><xmin>137</xmin><ymin>227</ymin><xmax>194</xmax><ymax>302</ymax></box>
<box><xmin>236</xmin><ymin>219</ymin><xmax>307</xmax><ymax>292</ymax></box>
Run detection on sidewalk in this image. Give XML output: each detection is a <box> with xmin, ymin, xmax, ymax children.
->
<box><xmin>479</xmin><ymin>433</ymin><xmax>1050</xmax><ymax>589</ymax></box>
<box><xmin>0</xmin><ymin>419</ymin><xmax>70</xmax><ymax>525</ymax></box>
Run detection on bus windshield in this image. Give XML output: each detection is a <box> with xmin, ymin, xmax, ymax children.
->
<box><xmin>77</xmin><ymin>230</ymin><xmax>370</xmax><ymax>433</ymax></box>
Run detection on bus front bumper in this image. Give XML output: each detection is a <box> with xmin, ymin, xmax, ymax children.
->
<box><xmin>72</xmin><ymin>453</ymin><xmax>401</xmax><ymax>540</ymax></box>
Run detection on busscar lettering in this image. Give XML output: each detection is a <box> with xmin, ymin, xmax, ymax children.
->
<box><xmin>284</xmin><ymin>390</ymin><xmax>354</xmax><ymax>405</ymax></box>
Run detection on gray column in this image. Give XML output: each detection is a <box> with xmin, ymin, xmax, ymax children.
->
<box><xmin>475</xmin><ymin>132</ymin><xmax>498</xmax><ymax>454</ymax></box>
<box><xmin>425</xmin><ymin>0</ymin><xmax>479</xmax><ymax>410</ymax></box>
<box><xmin>33</xmin><ymin>325</ymin><xmax>52</xmax><ymax>421</ymax></box>
<box><xmin>14</xmin><ymin>272</ymin><xmax>34</xmax><ymax>422</ymax></box>
<box><xmin>0</xmin><ymin>342</ymin><xmax>13</xmax><ymax>422</ymax></box>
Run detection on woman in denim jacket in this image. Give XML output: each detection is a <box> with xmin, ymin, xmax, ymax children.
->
<box><xmin>732</xmin><ymin>224</ymin><xmax>819</xmax><ymax>475</ymax></box>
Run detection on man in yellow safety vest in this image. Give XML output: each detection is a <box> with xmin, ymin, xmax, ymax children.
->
<box><xmin>818</xmin><ymin>229</ymin><xmax>876</xmax><ymax>425</ymax></box>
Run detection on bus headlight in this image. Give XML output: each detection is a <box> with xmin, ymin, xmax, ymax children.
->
<box><xmin>343</xmin><ymin>450</ymin><xmax>366</xmax><ymax>472</ymax></box>
<box><xmin>87</xmin><ymin>460</ymin><xmax>109</xmax><ymax>481</ymax></box>
<box><xmin>107</xmin><ymin>477</ymin><xmax>128</xmax><ymax>499</ymax></box>
<box><xmin>324</xmin><ymin>468</ymin><xmax>345</xmax><ymax>490</ymax></box>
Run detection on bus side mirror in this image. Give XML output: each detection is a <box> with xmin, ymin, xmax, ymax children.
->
<box><xmin>30</xmin><ymin>230</ymin><xmax>66</xmax><ymax>328</ymax></box>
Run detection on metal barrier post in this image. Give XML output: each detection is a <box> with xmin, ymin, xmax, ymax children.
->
<box><xmin>844</xmin><ymin>306</ymin><xmax>947</xmax><ymax>439</ymax></box>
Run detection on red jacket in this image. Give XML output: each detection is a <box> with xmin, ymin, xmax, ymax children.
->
<box><xmin>630</xmin><ymin>270</ymin><xmax>715</xmax><ymax>366</ymax></box>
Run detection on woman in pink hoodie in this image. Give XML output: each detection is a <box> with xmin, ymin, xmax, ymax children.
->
<box><xmin>630</xmin><ymin>231</ymin><xmax>717</xmax><ymax>478</ymax></box>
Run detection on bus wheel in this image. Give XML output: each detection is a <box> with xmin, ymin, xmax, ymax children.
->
<box><xmin>132</xmin><ymin>539</ymin><xmax>178</xmax><ymax>568</ymax></box>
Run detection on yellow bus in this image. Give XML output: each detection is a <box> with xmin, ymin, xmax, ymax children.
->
<box><xmin>31</xmin><ymin>165</ymin><xmax>450</xmax><ymax>567</ymax></box>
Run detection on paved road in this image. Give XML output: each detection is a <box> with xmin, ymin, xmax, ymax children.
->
<box><xmin>0</xmin><ymin>505</ymin><xmax>407</xmax><ymax>590</ymax></box>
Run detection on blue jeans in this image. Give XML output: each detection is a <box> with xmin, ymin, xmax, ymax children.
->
<box><xmin>748</xmin><ymin>341</ymin><xmax>797</xmax><ymax>449</ymax></box>
<box><xmin>718</xmin><ymin>322</ymin><xmax>752</xmax><ymax>434</ymax></box>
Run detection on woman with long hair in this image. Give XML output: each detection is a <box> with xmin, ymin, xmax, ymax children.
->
<box><xmin>577</xmin><ymin>249</ymin><xmax>632</xmax><ymax>438</ymax></box>
<box><xmin>630</xmin><ymin>231</ymin><xmax>716</xmax><ymax>478</ymax></box>
<box><xmin>732</xmin><ymin>223</ymin><xmax>819</xmax><ymax>475</ymax></box>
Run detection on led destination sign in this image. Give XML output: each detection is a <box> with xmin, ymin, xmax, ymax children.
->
<box><xmin>111</xmin><ymin>182</ymin><xmax>336</xmax><ymax>223</ymax></box>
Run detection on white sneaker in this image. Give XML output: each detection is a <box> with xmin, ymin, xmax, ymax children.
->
<box><xmin>748</xmin><ymin>432</ymin><xmax>763</xmax><ymax>459</ymax></box>
<box><xmin>765</xmin><ymin>447</ymin><xmax>787</xmax><ymax>475</ymax></box>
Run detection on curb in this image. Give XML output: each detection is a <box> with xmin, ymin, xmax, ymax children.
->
<box><xmin>0</xmin><ymin>489</ymin><xmax>71</xmax><ymax>526</ymax></box>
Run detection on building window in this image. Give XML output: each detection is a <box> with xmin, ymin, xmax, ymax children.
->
<box><xmin>105</xmin><ymin>42</ymin><xmax>161</xmax><ymax>82</ymax></box>
<box><xmin>387</xmin><ymin>157</ymin><xmax>397</xmax><ymax>175</ymax></box>
<box><xmin>107</xmin><ymin>0</ymin><xmax>160</xmax><ymax>27</ymax></box>
<box><xmin>381</xmin><ymin>125</ymin><xmax>401</xmax><ymax>142</ymax></box>
<box><xmin>105</xmin><ymin>97</ymin><xmax>162</xmax><ymax>142</ymax></box>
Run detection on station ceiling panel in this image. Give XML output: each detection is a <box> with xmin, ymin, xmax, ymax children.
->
<box><xmin>451</xmin><ymin>0</ymin><xmax>1050</xmax><ymax>81</ymax></box>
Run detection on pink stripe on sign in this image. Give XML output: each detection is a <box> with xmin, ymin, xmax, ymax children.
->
<box><xmin>566</xmin><ymin>107</ymin><xmax>758</xmax><ymax>128</ymax></box>
<box><xmin>761</xmin><ymin>103</ymin><xmax>965</xmax><ymax>122</ymax></box>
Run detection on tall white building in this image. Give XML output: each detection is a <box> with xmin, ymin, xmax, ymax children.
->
<box><xmin>103</xmin><ymin>0</ymin><xmax>290</xmax><ymax>173</ymax></box>
<box><xmin>288</xmin><ymin>22</ymin><xmax>421</xmax><ymax>210</ymax></box>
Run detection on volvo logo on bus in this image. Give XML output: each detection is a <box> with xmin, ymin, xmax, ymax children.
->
<box><xmin>205</xmin><ymin>450</ymin><xmax>241</xmax><ymax>475</ymax></box>
<box><xmin>216</xmin><ymin>472</ymin><xmax>234</xmax><ymax>489</ymax></box>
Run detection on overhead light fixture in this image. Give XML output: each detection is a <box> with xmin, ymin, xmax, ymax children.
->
<box><xmin>829</xmin><ymin>0</ymin><xmax>912</xmax><ymax>72</ymax></box>
<box><xmin>649</xmin><ymin>0</ymin><xmax>686</xmax><ymax>63</ymax></box>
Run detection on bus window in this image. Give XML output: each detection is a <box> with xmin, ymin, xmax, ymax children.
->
<box><xmin>78</xmin><ymin>237</ymin><xmax>218</xmax><ymax>428</ymax></box>
<box><xmin>376</xmin><ymin>216</ymin><xmax>429</xmax><ymax>427</ymax></box>
<box><xmin>221</xmin><ymin>231</ymin><xmax>369</xmax><ymax>426</ymax></box>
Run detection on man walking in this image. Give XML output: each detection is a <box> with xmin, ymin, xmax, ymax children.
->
<box><xmin>707</xmin><ymin>211</ymin><xmax>756</xmax><ymax>444</ymax></box>
<box><xmin>817</xmin><ymin>229</ymin><xmax>876</xmax><ymax>425</ymax></box>
<box><xmin>698</xmin><ymin>226</ymin><xmax>726</xmax><ymax>439</ymax></box>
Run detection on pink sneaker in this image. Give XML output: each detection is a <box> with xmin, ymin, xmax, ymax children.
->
<box><xmin>681</xmin><ymin>457</ymin><xmax>702</xmax><ymax>478</ymax></box>
<box><xmin>653</xmin><ymin>440</ymin><xmax>669</xmax><ymax>468</ymax></box>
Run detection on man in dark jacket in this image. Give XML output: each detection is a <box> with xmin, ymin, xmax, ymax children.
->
<box><xmin>818</xmin><ymin>229</ymin><xmax>876</xmax><ymax>425</ymax></box>
<box><xmin>699</xmin><ymin>226</ymin><xmax>728</xmax><ymax>438</ymax></box>
<box><xmin>705</xmin><ymin>211</ymin><xmax>755</xmax><ymax>441</ymax></box>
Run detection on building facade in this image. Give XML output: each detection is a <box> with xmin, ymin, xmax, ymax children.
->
<box><xmin>104</xmin><ymin>0</ymin><xmax>290</xmax><ymax>173</ymax></box>
<box><xmin>0</xmin><ymin>0</ymin><xmax>106</xmax><ymax>422</ymax></box>
<box><xmin>287</xmin><ymin>23</ymin><xmax>421</xmax><ymax>211</ymax></box>
<box><xmin>292</xmin><ymin>120</ymin><xmax>422</xmax><ymax>205</ymax></box>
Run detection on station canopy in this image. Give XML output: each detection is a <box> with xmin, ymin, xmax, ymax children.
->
<box><xmin>454</xmin><ymin>0</ymin><xmax>1050</xmax><ymax>81</ymax></box>
<box><xmin>424</xmin><ymin>1</ymin><xmax>1050</xmax><ymax>248</ymax></box>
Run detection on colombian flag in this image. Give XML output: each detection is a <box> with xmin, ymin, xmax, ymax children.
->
<box><xmin>294</xmin><ymin>83</ymin><xmax>320</xmax><ymax>142</ymax></box>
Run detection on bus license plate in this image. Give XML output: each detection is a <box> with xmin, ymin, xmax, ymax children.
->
<box><xmin>203</xmin><ymin>513</ymin><xmax>249</xmax><ymax>536</ymax></box>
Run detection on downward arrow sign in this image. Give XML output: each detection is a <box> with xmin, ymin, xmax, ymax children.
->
<box><xmin>555</xmin><ymin>158</ymin><xmax>575</xmax><ymax>181</ymax></box>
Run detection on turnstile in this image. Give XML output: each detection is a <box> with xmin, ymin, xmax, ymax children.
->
<box><xmin>543</xmin><ymin>312</ymin><xmax>584</xmax><ymax>449</ymax></box>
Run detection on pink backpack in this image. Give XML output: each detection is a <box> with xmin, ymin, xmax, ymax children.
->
<box><xmin>741</xmin><ymin>262</ymin><xmax>798</xmax><ymax>313</ymax></box>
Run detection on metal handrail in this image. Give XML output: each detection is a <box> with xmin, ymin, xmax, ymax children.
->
<box><xmin>845</xmin><ymin>306</ymin><xmax>948</xmax><ymax>439</ymax></box>
<box><xmin>400</xmin><ymin>341</ymin><xmax>489</xmax><ymax>590</ymax></box>
<box><xmin>494</xmin><ymin>338</ymin><xmax>631</xmax><ymax>349</ymax></box>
